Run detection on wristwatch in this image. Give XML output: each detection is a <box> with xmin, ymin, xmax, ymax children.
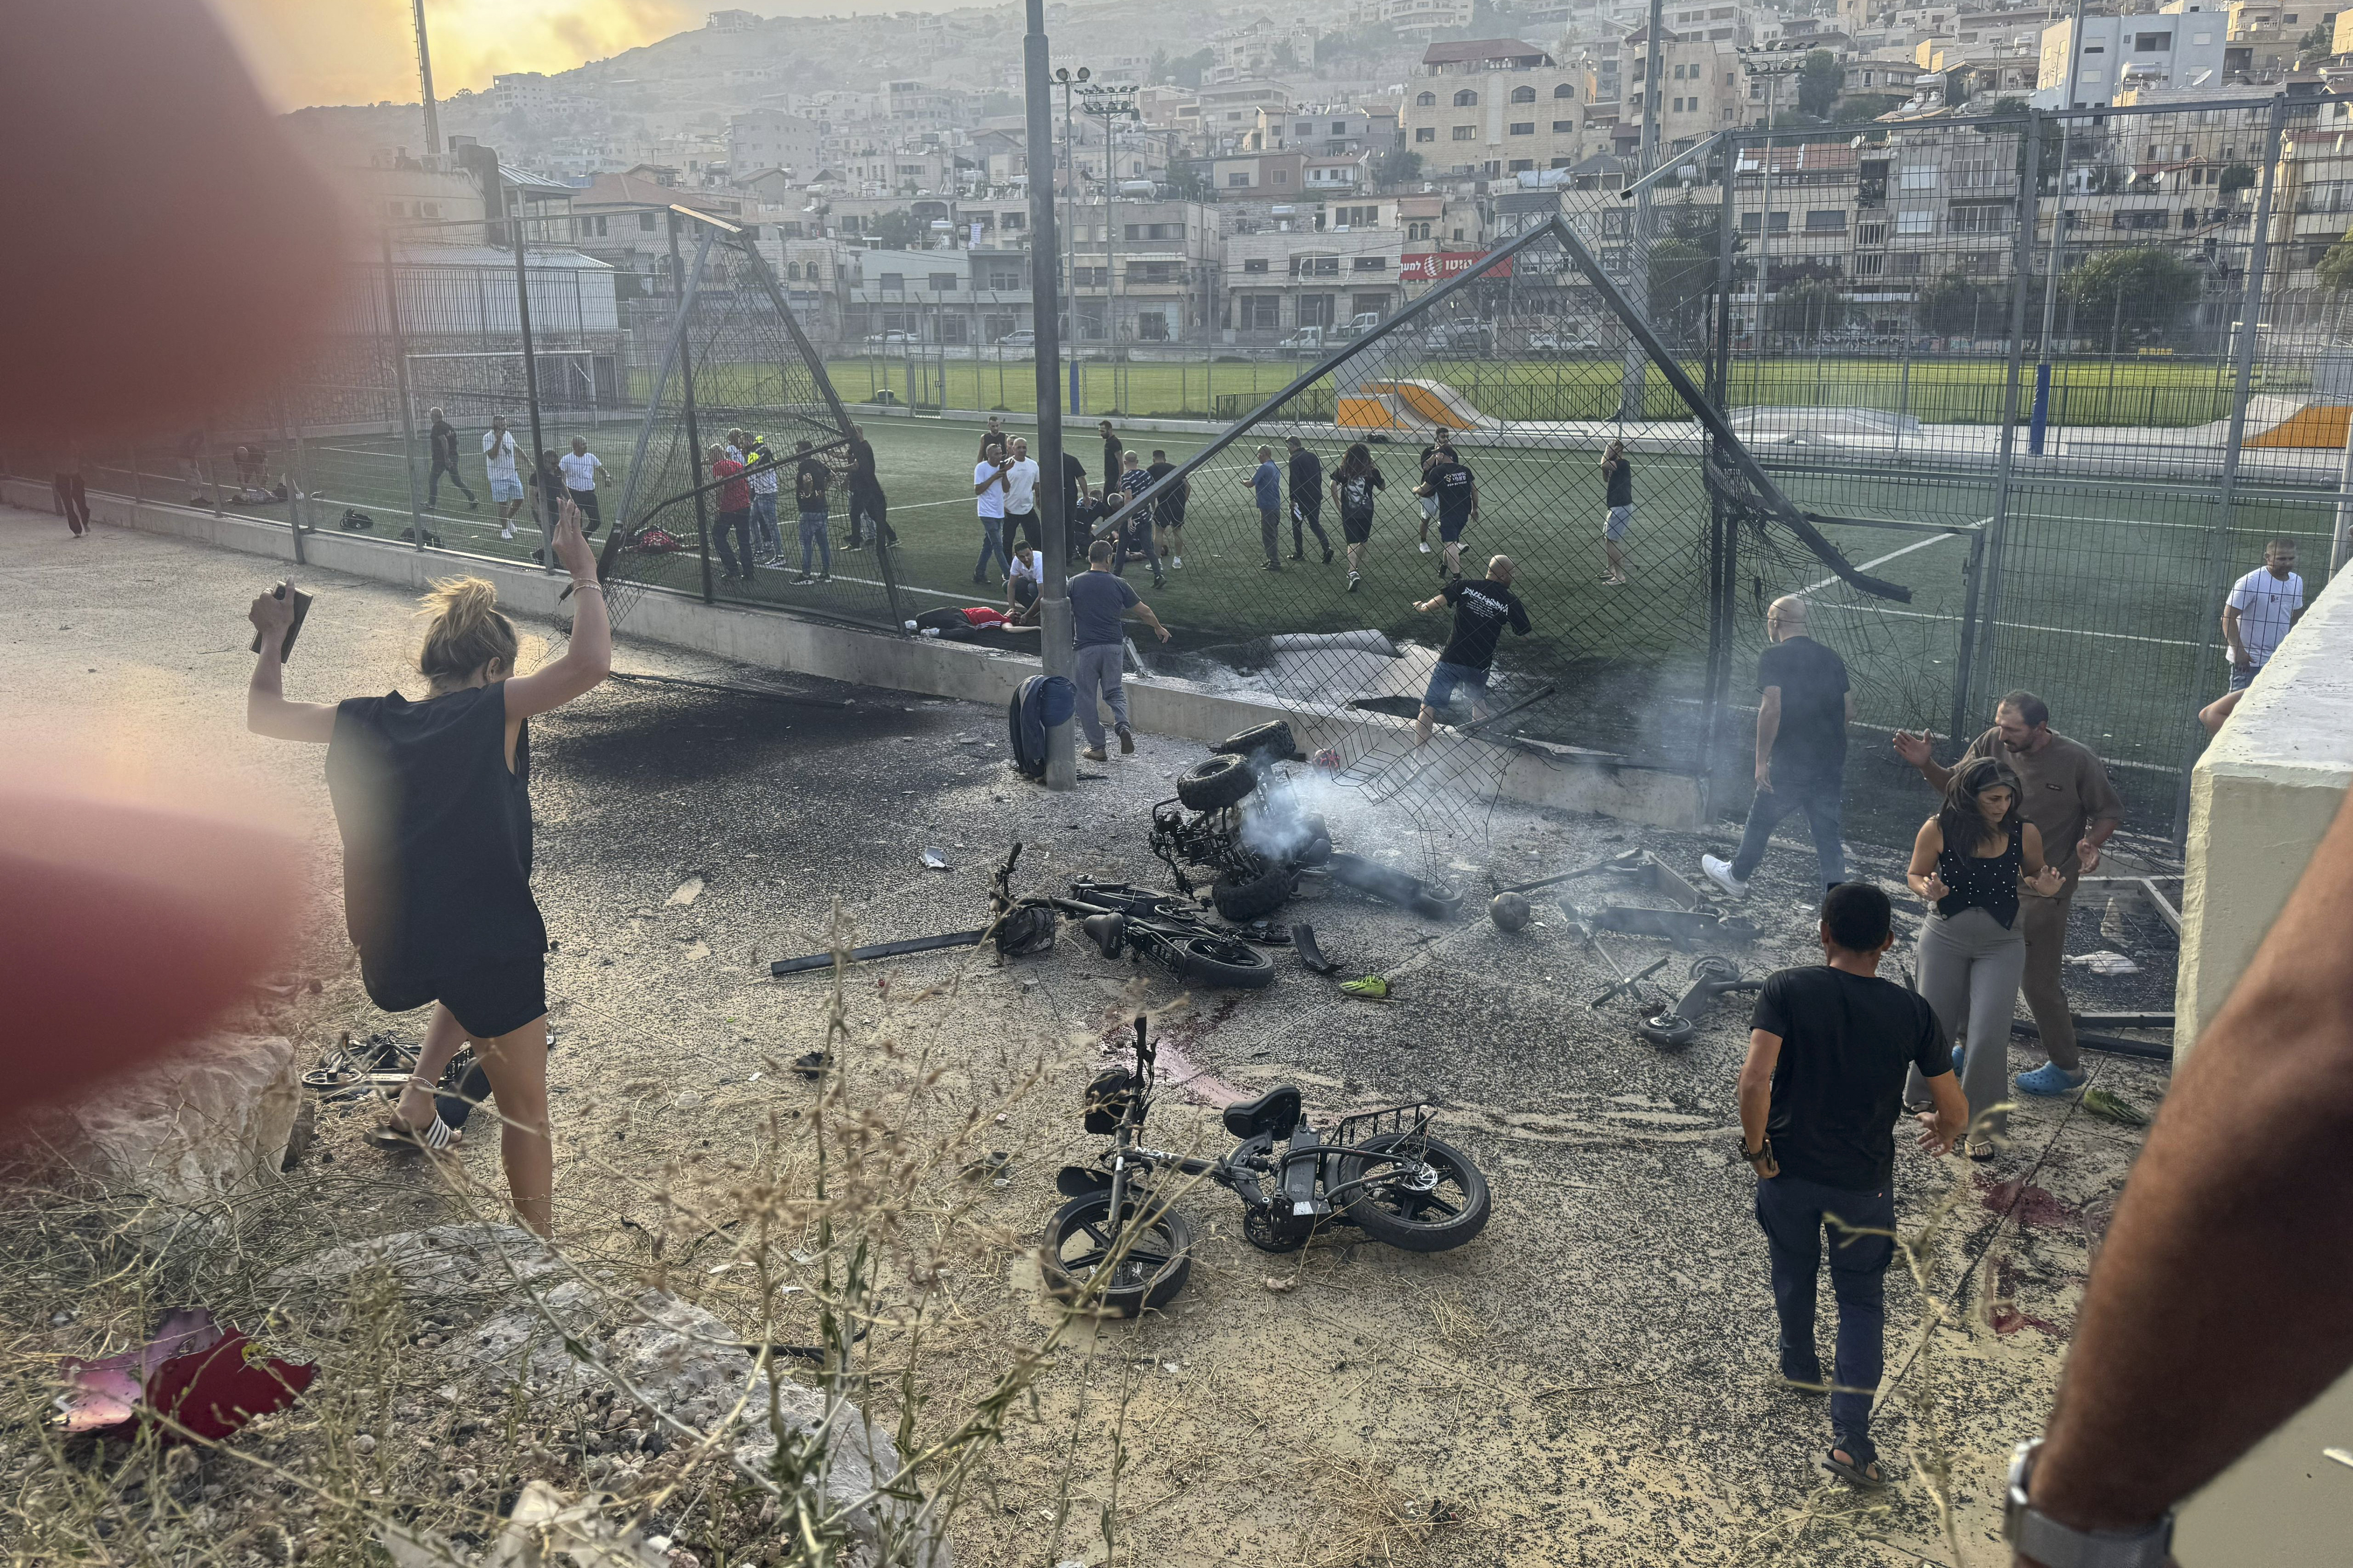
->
<box><xmin>2005</xmin><ymin>1440</ymin><xmax>2174</xmax><ymax>1567</ymax></box>
<box><xmin>1738</xmin><ymin>1136</ymin><xmax>1770</xmax><ymax>1165</ymax></box>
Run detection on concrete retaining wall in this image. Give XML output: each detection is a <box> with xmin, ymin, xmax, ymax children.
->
<box><xmin>2167</xmin><ymin>562</ymin><xmax>2353</xmax><ymax>1563</ymax></box>
<box><xmin>4</xmin><ymin>477</ymin><xmax>1704</xmax><ymax>830</ymax></box>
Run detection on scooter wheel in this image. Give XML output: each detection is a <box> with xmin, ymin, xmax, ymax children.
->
<box><xmin>1041</xmin><ymin>1192</ymin><xmax>1194</xmax><ymax>1316</ymax></box>
<box><xmin>1333</xmin><ymin>1132</ymin><xmax>1491</xmax><ymax>1253</ymax></box>
<box><xmin>1639</xmin><ymin>1012</ymin><xmax>1698</xmax><ymax>1049</ymax></box>
<box><xmin>1242</xmin><ymin>1206</ymin><xmax>1317</xmax><ymax>1253</ymax></box>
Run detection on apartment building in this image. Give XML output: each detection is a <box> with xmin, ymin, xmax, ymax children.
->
<box><xmin>1357</xmin><ymin>0</ymin><xmax>1480</xmax><ymax>37</ymax></box>
<box><xmin>1195</xmin><ymin>81</ymin><xmax>1297</xmax><ymax>147</ymax></box>
<box><xmin>1226</xmin><ymin>203</ymin><xmax>1409</xmax><ymax>338</ymax></box>
<box><xmin>1627</xmin><ymin>28</ymin><xmax>1747</xmax><ymax>145</ymax></box>
<box><xmin>841</xmin><ymin>248</ymin><xmax>1034</xmax><ymax>345</ymax></box>
<box><xmin>1210</xmin><ymin>150</ymin><xmax>1309</xmax><ymax>195</ymax></box>
<box><xmin>2037</xmin><ymin>8</ymin><xmax>2232</xmax><ymax>108</ymax></box>
<box><xmin>1208</xmin><ymin>18</ymin><xmax>1318</xmax><ymax>85</ymax></box>
<box><xmin>1251</xmin><ymin>108</ymin><xmax>1398</xmax><ymax>156</ymax></box>
<box><xmin>729</xmin><ymin>111</ymin><xmax>825</xmax><ymax>179</ymax></box>
<box><xmin>1402</xmin><ymin>39</ymin><xmax>1588</xmax><ymax>178</ymax></box>
<box><xmin>1061</xmin><ymin>198</ymin><xmax>1221</xmax><ymax>342</ymax></box>
<box><xmin>1660</xmin><ymin>1</ymin><xmax>1780</xmax><ymax>46</ymax></box>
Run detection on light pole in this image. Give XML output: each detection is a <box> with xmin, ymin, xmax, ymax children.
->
<box><xmin>1081</xmin><ymin>82</ymin><xmax>1139</xmax><ymax>406</ymax></box>
<box><xmin>1025</xmin><ymin>0</ymin><xmax>1076</xmax><ymax>790</ymax></box>
<box><xmin>2029</xmin><ymin>0</ymin><xmax>2091</xmax><ymax>455</ymax></box>
<box><xmin>1055</xmin><ymin>65</ymin><xmax>1088</xmax><ymax>415</ymax></box>
<box><xmin>1738</xmin><ymin>43</ymin><xmax>1807</xmax><ymax>349</ymax></box>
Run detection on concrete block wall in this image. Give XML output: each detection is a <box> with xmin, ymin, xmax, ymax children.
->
<box><xmin>4</xmin><ymin>478</ymin><xmax>1705</xmax><ymax>830</ymax></box>
<box><xmin>2167</xmin><ymin>562</ymin><xmax>2353</xmax><ymax>1563</ymax></box>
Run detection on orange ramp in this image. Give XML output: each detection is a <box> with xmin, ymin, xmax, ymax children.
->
<box><xmin>2245</xmin><ymin>405</ymin><xmax>2352</xmax><ymax>448</ymax></box>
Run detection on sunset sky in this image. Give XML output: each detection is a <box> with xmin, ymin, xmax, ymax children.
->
<box><xmin>210</xmin><ymin>0</ymin><xmax>982</xmax><ymax>110</ymax></box>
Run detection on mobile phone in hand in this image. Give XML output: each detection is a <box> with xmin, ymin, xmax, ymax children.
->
<box><xmin>249</xmin><ymin>582</ymin><xmax>313</xmax><ymax>662</ymax></box>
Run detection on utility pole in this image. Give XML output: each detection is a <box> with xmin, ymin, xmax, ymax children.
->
<box><xmin>1025</xmin><ymin>0</ymin><xmax>1077</xmax><ymax>790</ymax></box>
<box><xmin>2029</xmin><ymin>0</ymin><xmax>2089</xmax><ymax>455</ymax></box>
<box><xmin>1056</xmin><ymin>67</ymin><xmax>1088</xmax><ymax>415</ymax></box>
<box><xmin>1082</xmin><ymin>83</ymin><xmax>1139</xmax><ymax>402</ymax></box>
<box><xmin>412</xmin><ymin>0</ymin><xmax>441</xmax><ymax>158</ymax></box>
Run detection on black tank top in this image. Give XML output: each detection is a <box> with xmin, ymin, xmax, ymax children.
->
<box><xmin>1935</xmin><ymin>820</ymin><xmax>2021</xmax><ymax>929</ymax></box>
<box><xmin>324</xmin><ymin>682</ymin><xmax>545</xmax><ymax>1002</ymax></box>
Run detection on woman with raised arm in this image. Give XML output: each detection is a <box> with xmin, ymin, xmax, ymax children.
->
<box><xmin>1903</xmin><ymin>755</ymin><xmax>2065</xmax><ymax>1159</ymax></box>
<box><xmin>245</xmin><ymin>500</ymin><xmax>611</xmax><ymax>1236</ymax></box>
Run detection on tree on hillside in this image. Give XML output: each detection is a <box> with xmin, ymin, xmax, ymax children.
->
<box><xmin>1370</xmin><ymin>147</ymin><xmax>1424</xmax><ymax>190</ymax></box>
<box><xmin>2064</xmin><ymin>246</ymin><xmax>2203</xmax><ymax>345</ymax></box>
<box><xmin>1166</xmin><ymin>48</ymin><xmax>1214</xmax><ymax>89</ymax></box>
<box><xmin>1838</xmin><ymin>92</ymin><xmax>1905</xmax><ymax>122</ymax></box>
<box><xmin>1797</xmin><ymin>49</ymin><xmax>1845</xmax><ymax>119</ymax></box>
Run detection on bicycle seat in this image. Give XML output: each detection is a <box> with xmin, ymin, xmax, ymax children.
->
<box><xmin>1222</xmin><ymin>1085</ymin><xmax>1302</xmax><ymax>1140</ymax></box>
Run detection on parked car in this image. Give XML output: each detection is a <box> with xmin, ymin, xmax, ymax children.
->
<box><xmin>995</xmin><ymin>329</ymin><xmax>1035</xmax><ymax>349</ymax></box>
<box><xmin>1424</xmin><ymin>321</ymin><xmax>1492</xmax><ymax>353</ymax></box>
<box><xmin>1277</xmin><ymin>326</ymin><xmax>1329</xmax><ymax>350</ymax></box>
<box><xmin>1332</xmin><ymin>311</ymin><xmax>1383</xmax><ymax>342</ymax></box>
<box><xmin>862</xmin><ymin>331</ymin><xmax>915</xmax><ymax>347</ymax></box>
<box><xmin>1525</xmin><ymin>331</ymin><xmax>1599</xmax><ymax>352</ymax></box>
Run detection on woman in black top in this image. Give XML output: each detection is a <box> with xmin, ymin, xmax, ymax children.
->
<box><xmin>1328</xmin><ymin>442</ymin><xmax>1385</xmax><ymax>593</ymax></box>
<box><xmin>1902</xmin><ymin>756</ymin><xmax>2063</xmax><ymax>1156</ymax></box>
<box><xmin>245</xmin><ymin>500</ymin><xmax>611</xmax><ymax>1235</ymax></box>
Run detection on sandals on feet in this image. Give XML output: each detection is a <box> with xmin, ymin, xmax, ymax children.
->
<box><xmin>1822</xmin><ymin>1447</ymin><xmax>1888</xmax><ymax>1489</ymax></box>
<box><xmin>366</xmin><ymin>1113</ymin><xmax>462</xmax><ymax>1152</ymax></box>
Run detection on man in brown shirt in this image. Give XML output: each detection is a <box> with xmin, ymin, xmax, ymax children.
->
<box><xmin>1892</xmin><ymin>689</ymin><xmax>2124</xmax><ymax>1097</ymax></box>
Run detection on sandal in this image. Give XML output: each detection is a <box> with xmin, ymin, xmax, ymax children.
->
<box><xmin>1822</xmin><ymin>1447</ymin><xmax>1888</xmax><ymax>1490</ymax></box>
<box><xmin>368</xmin><ymin>1112</ymin><xmax>462</xmax><ymax>1152</ymax></box>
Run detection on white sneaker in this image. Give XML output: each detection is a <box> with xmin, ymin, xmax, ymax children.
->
<box><xmin>1700</xmin><ymin>854</ymin><xmax>1750</xmax><ymax>898</ymax></box>
<box><xmin>499</xmin><ymin>525</ymin><xmax>515</xmax><ymax>540</ymax></box>
<box><xmin>1172</xmin><ymin>555</ymin><xmax>1183</xmax><ymax>569</ymax></box>
<box><xmin>1418</xmin><ymin>541</ymin><xmax>1432</xmax><ymax>553</ymax></box>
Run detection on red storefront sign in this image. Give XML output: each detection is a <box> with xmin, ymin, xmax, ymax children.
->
<box><xmin>1399</xmin><ymin>251</ymin><xmax>1512</xmax><ymax>282</ymax></box>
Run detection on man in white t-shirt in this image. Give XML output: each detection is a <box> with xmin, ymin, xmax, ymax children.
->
<box><xmin>482</xmin><ymin>415</ymin><xmax>525</xmax><ymax>538</ymax></box>
<box><xmin>1000</xmin><ymin>435</ymin><xmax>1041</xmax><ymax>561</ymax></box>
<box><xmin>972</xmin><ymin>439</ymin><xmax>1012</xmax><ymax>586</ymax></box>
<box><xmin>1006</xmin><ymin>539</ymin><xmax>1045</xmax><ymax>623</ymax></box>
<box><xmin>555</xmin><ymin>436</ymin><xmax>608</xmax><ymax>536</ymax></box>
<box><xmin>2221</xmin><ymin>537</ymin><xmax>2305</xmax><ymax>692</ymax></box>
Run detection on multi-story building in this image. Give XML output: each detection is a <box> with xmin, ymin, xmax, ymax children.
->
<box><xmin>2037</xmin><ymin>7</ymin><xmax>2234</xmax><ymax>108</ymax></box>
<box><xmin>491</xmin><ymin>73</ymin><xmax>561</xmax><ymax>116</ymax></box>
<box><xmin>1210</xmin><ymin>150</ymin><xmax>1309</xmax><ymax>196</ymax></box>
<box><xmin>1251</xmin><ymin>108</ymin><xmax>1397</xmax><ymax>156</ymax></box>
<box><xmin>1358</xmin><ymin>0</ymin><xmax>1479</xmax><ymax>37</ymax></box>
<box><xmin>1194</xmin><ymin>81</ymin><xmax>1297</xmax><ymax>147</ymax></box>
<box><xmin>1061</xmin><ymin>198</ymin><xmax>1221</xmax><ymax>342</ymax></box>
<box><xmin>839</xmin><ymin>248</ymin><xmax>1034</xmax><ymax>346</ymax></box>
<box><xmin>1226</xmin><ymin>201</ymin><xmax>1411</xmax><ymax>338</ymax></box>
<box><xmin>1627</xmin><ymin>27</ymin><xmax>1745</xmax><ymax>146</ymax></box>
<box><xmin>729</xmin><ymin>111</ymin><xmax>825</xmax><ymax>180</ymax></box>
<box><xmin>1661</xmin><ymin>1</ymin><xmax>1780</xmax><ymax>46</ymax></box>
<box><xmin>1208</xmin><ymin>18</ymin><xmax>1319</xmax><ymax>85</ymax></box>
<box><xmin>1402</xmin><ymin>39</ymin><xmax>1589</xmax><ymax>179</ymax></box>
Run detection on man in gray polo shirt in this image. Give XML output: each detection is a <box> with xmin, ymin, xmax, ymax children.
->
<box><xmin>1068</xmin><ymin>538</ymin><xmax>1171</xmax><ymax>760</ymax></box>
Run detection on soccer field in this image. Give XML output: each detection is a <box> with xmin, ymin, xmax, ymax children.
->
<box><xmin>816</xmin><ymin>351</ymin><xmax>2282</xmax><ymax>428</ymax></box>
<box><xmin>284</xmin><ymin>413</ymin><xmax>2338</xmax><ymax>835</ymax></box>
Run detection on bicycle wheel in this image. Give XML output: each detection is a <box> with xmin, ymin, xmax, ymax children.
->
<box><xmin>1041</xmin><ymin>1192</ymin><xmax>1194</xmax><ymax>1315</ymax></box>
<box><xmin>1334</xmin><ymin>1132</ymin><xmax>1491</xmax><ymax>1253</ymax></box>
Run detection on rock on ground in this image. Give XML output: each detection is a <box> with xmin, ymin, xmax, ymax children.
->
<box><xmin>37</xmin><ymin>1032</ymin><xmax>301</xmax><ymax>1210</ymax></box>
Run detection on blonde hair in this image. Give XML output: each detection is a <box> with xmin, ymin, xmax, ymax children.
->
<box><xmin>417</xmin><ymin>576</ymin><xmax>518</xmax><ymax>685</ymax></box>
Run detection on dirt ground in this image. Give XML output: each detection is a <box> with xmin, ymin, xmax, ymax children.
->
<box><xmin>2</xmin><ymin>504</ymin><xmax>2177</xmax><ymax>1567</ymax></box>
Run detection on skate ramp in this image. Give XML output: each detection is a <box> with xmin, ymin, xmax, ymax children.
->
<box><xmin>1358</xmin><ymin>379</ymin><xmax>1499</xmax><ymax>432</ymax></box>
<box><xmin>2242</xmin><ymin>402</ymin><xmax>2351</xmax><ymax>449</ymax></box>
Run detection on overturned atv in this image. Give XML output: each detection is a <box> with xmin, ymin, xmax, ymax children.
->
<box><xmin>1151</xmin><ymin>721</ymin><xmax>1335</xmax><ymax>923</ymax></box>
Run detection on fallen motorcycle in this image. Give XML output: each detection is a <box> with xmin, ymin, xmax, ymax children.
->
<box><xmin>1044</xmin><ymin>1017</ymin><xmax>1490</xmax><ymax>1315</ymax></box>
<box><xmin>1054</xmin><ymin>879</ymin><xmax>1275</xmax><ymax>990</ymax></box>
<box><xmin>1151</xmin><ymin>720</ymin><xmax>1332</xmax><ymax>922</ymax></box>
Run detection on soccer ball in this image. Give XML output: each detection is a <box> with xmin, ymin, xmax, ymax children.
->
<box><xmin>1488</xmin><ymin>892</ymin><xmax>1531</xmax><ymax>933</ymax></box>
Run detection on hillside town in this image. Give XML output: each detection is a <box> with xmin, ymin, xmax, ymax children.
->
<box><xmin>295</xmin><ymin>0</ymin><xmax>2353</xmax><ymax>353</ymax></box>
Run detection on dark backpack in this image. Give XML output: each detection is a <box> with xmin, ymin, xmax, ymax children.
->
<box><xmin>1005</xmin><ymin>674</ymin><xmax>1075</xmax><ymax>780</ymax></box>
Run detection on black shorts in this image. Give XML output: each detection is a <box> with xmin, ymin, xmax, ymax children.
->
<box><xmin>567</xmin><ymin>488</ymin><xmax>601</xmax><ymax>529</ymax></box>
<box><xmin>366</xmin><ymin>954</ymin><xmax>548</xmax><ymax>1040</ymax></box>
<box><xmin>1158</xmin><ymin>503</ymin><xmax>1187</xmax><ymax>529</ymax></box>
<box><xmin>1341</xmin><ymin>509</ymin><xmax>1374</xmax><ymax>545</ymax></box>
<box><xmin>1437</xmin><ymin>514</ymin><xmax>1470</xmax><ymax>543</ymax></box>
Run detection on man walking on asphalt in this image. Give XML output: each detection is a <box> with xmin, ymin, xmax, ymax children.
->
<box><xmin>1741</xmin><ymin>882</ymin><xmax>1967</xmax><ymax>1491</ymax></box>
<box><xmin>1247</xmin><ymin>445</ymin><xmax>1285</xmax><ymax>571</ymax></box>
<box><xmin>1069</xmin><ymin>538</ymin><xmax>1172</xmax><ymax>760</ymax></box>
<box><xmin>427</xmin><ymin>408</ymin><xmax>475</xmax><ymax>511</ymax></box>
<box><xmin>2221</xmin><ymin>536</ymin><xmax>2304</xmax><ymax>692</ymax></box>
<box><xmin>1892</xmin><ymin>691</ymin><xmax>2124</xmax><ymax>1099</ymax></box>
<box><xmin>1412</xmin><ymin>554</ymin><xmax>1528</xmax><ymax>745</ymax></box>
<box><xmin>1704</xmin><ymin>595</ymin><xmax>1854</xmax><ymax>897</ymax></box>
<box><xmin>1287</xmin><ymin>436</ymin><xmax>1332</xmax><ymax>564</ymax></box>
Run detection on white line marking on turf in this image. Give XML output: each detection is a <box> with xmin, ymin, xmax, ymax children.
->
<box><xmin>1794</xmin><ymin>523</ymin><xmax>1977</xmax><ymax>598</ymax></box>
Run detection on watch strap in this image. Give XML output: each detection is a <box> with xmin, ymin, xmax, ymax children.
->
<box><xmin>2012</xmin><ymin>1506</ymin><xmax>2173</xmax><ymax>1568</ymax></box>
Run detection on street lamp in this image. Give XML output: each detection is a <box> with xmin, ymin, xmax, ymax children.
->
<box><xmin>1080</xmin><ymin>81</ymin><xmax>1140</xmax><ymax>398</ymax></box>
<box><xmin>1054</xmin><ymin>65</ymin><xmax>1089</xmax><ymax>413</ymax></box>
<box><xmin>1738</xmin><ymin>41</ymin><xmax>1810</xmax><ymax>347</ymax></box>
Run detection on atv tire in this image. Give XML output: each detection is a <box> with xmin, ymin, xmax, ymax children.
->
<box><xmin>1212</xmin><ymin>860</ymin><xmax>1294</xmax><ymax>923</ymax></box>
<box><xmin>1175</xmin><ymin>753</ymin><xmax>1257</xmax><ymax>810</ymax></box>
<box><xmin>1212</xmin><ymin>720</ymin><xmax>1297</xmax><ymax>761</ymax></box>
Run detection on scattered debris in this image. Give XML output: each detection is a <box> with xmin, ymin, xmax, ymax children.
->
<box><xmin>665</xmin><ymin>876</ymin><xmax>705</xmax><ymax>907</ymax></box>
<box><xmin>1263</xmin><ymin>1275</ymin><xmax>1299</xmax><ymax>1293</ymax></box>
<box><xmin>58</xmin><ymin>1307</ymin><xmax>317</xmax><ymax>1443</ymax></box>
<box><xmin>791</xmin><ymin>1051</ymin><xmax>833</xmax><ymax>1081</ymax></box>
<box><xmin>961</xmin><ymin>1150</ymin><xmax>1012</xmax><ymax>1183</ymax></box>
<box><xmin>1340</xmin><ymin>975</ymin><xmax>1391</xmax><ymax>1000</ymax></box>
<box><xmin>1291</xmin><ymin>923</ymin><xmax>1342</xmax><ymax>975</ymax></box>
<box><xmin>2066</xmin><ymin>949</ymin><xmax>2141</xmax><ymax>976</ymax></box>
<box><xmin>2081</xmin><ymin>1087</ymin><xmax>2147</xmax><ymax>1126</ymax></box>
<box><xmin>922</xmin><ymin>848</ymin><xmax>951</xmax><ymax>870</ymax></box>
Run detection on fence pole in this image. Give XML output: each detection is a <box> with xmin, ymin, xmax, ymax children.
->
<box><xmin>668</xmin><ymin>214</ymin><xmax>716</xmax><ymax>606</ymax></box>
<box><xmin>511</xmin><ymin>192</ymin><xmax>551</xmax><ymax>572</ymax></box>
<box><xmin>2175</xmin><ymin>92</ymin><xmax>2290</xmax><ymax>841</ymax></box>
<box><xmin>278</xmin><ymin>386</ymin><xmax>309</xmax><ymax>568</ymax></box>
<box><xmin>1699</xmin><ymin>131</ymin><xmax>1741</xmax><ymax>809</ymax></box>
<box><xmin>2335</xmin><ymin>402</ymin><xmax>2353</xmax><ymax>576</ymax></box>
<box><xmin>1950</xmin><ymin>114</ymin><xmax>2045</xmax><ymax>746</ymax></box>
<box><xmin>381</xmin><ymin>231</ymin><xmax>428</xmax><ymax>552</ymax></box>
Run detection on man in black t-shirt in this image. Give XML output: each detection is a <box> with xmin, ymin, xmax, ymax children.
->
<box><xmin>1704</xmin><ymin>595</ymin><xmax>1855</xmax><ymax>898</ymax></box>
<box><xmin>844</xmin><ymin>423</ymin><xmax>892</xmax><ymax>550</ymax></box>
<box><xmin>1059</xmin><ymin>449</ymin><xmax>1088</xmax><ymax>563</ymax></box>
<box><xmin>1414</xmin><ymin>451</ymin><xmax>1478</xmax><ymax>582</ymax></box>
<box><xmin>791</xmin><ymin>441</ymin><xmax>832</xmax><ymax>583</ymax></box>
<box><xmin>1411</xmin><ymin>555</ymin><xmax>1528</xmax><ymax>745</ymax></box>
<box><xmin>1414</xmin><ymin>427</ymin><xmax>1457</xmax><ymax>553</ymax></box>
<box><xmin>1741</xmin><ymin>882</ymin><xmax>1966</xmax><ymax>1490</ymax></box>
<box><xmin>426</xmin><ymin>407</ymin><xmax>476</xmax><ymax>510</ymax></box>
<box><xmin>1285</xmin><ymin>436</ymin><xmax>1331</xmax><ymax>563</ymax></box>
<box><xmin>1143</xmin><ymin>448</ymin><xmax>1188</xmax><ymax>575</ymax></box>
